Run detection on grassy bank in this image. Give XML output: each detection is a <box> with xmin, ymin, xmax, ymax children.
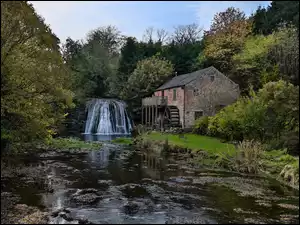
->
<box><xmin>136</xmin><ymin>132</ymin><xmax>299</xmax><ymax>189</ymax></box>
<box><xmin>142</xmin><ymin>132</ymin><xmax>235</xmax><ymax>155</ymax></box>
<box><xmin>47</xmin><ymin>137</ymin><xmax>102</xmax><ymax>150</ymax></box>
<box><xmin>111</xmin><ymin>137</ymin><xmax>133</xmax><ymax>145</ymax></box>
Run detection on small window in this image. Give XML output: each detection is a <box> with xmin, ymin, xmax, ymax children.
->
<box><xmin>193</xmin><ymin>89</ymin><xmax>199</xmax><ymax>96</ymax></box>
<box><xmin>173</xmin><ymin>89</ymin><xmax>177</xmax><ymax>101</ymax></box>
<box><xmin>210</xmin><ymin>76</ymin><xmax>215</xmax><ymax>82</ymax></box>
<box><xmin>195</xmin><ymin>111</ymin><xmax>203</xmax><ymax>120</ymax></box>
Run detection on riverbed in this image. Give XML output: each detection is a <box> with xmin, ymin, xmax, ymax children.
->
<box><xmin>1</xmin><ymin>142</ymin><xmax>299</xmax><ymax>224</ymax></box>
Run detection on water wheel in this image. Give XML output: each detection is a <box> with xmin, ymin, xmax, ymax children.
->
<box><xmin>162</xmin><ymin>106</ymin><xmax>180</xmax><ymax>128</ymax></box>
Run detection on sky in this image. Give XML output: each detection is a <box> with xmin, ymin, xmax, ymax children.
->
<box><xmin>30</xmin><ymin>1</ymin><xmax>271</xmax><ymax>44</ymax></box>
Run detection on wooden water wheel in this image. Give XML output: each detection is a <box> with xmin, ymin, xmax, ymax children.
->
<box><xmin>162</xmin><ymin>106</ymin><xmax>180</xmax><ymax>128</ymax></box>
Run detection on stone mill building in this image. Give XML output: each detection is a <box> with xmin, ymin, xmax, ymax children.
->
<box><xmin>141</xmin><ymin>66</ymin><xmax>240</xmax><ymax>129</ymax></box>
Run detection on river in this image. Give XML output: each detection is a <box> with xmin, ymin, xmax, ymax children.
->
<box><xmin>1</xmin><ymin>141</ymin><xmax>299</xmax><ymax>224</ymax></box>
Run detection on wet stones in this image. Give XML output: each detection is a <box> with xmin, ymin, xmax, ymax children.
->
<box><xmin>123</xmin><ymin>201</ymin><xmax>139</xmax><ymax>215</ymax></box>
<box><xmin>97</xmin><ymin>179</ymin><xmax>113</xmax><ymax>187</ymax></box>
<box><xmin>50</xmin><ymin>208</ymin><xmax>94</xmax><ymax>224</ymax></box>
<box><xmin>244</xmin><ymin>218</ymin><xmax>267</xmax><ymax>224</ymax></box>
<box><xmin>277</xmin><ymin>203</ymin><xmax>299</xmax><ymax>210</ymax></box>
<box><xmin>141</xmin><ymin>178</ymin><xmax>153</xmax><ymax>184</ymax></box>
<box><xmin>51</xmin><ymin>208</ymin><xmax>71</xmax><ymax>217</ymax></box>
<box><xmin>6</xmin><ymin>204</ymin><xmax>49</xmax><ymax>224</ymax></box>
<box><xmin>233</xmin><ymin>208</ymin><xmax>259</xmax><ymax>215</ymax></box>
<box><xmin>118</xmin><ymin>183</ymin><xmax>150</xmax><ymax>198</ymax></box>
<box><xmin>255</xmin><ymin>199</ymin><xmax>272</xmax><ymax>207</ymax></box>
<box><xmin>72</xmin><ymin>193</ymin><xmax>101</xmax><ymax>205</ymax></box>
<box><xmin>74</xmin><ymin>188</ymin><xmax>98</xmax><ymax>195</ymax></box>
<box><xmin>18</xmin><ymin>211</ymin><xmax>49</xmax><ymax>224</ymax></box>
<box><xmin>168</xmin><ymin>176</ymin><xmax>193</xmax><ymax>184</ymax></box>
<box><xmin>71</xmin><ymin>189</ymin><xmax>101</xmax><ymax>205</ymax></box>
<box><xmin>167</xmin><ymin>164</ymin><xmax>179</xmax><ymax>169</ymax></box>
<box><xmin>279</xmin><ymin>214</ymin><xmax>299</xmax><ymax>223</ymax></box>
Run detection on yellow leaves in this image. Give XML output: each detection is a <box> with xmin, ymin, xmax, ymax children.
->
<box><xmin>204</xmin><ymin>19</ymin><xmax>252</xmax><ymax>65</ymax></box>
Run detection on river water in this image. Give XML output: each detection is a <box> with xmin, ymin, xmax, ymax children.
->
<box><xmin>1</xmin><ymin>142</ymin><xmax>299</xmax><ymax>224</ymax></box>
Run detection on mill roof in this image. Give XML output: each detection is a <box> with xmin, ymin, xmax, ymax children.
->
<box><xmin>156</xmin><ymin>66</ymin><xmax>221</xmax><ymax>91</ymax></box>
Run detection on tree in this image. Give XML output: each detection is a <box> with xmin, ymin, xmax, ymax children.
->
<box><xmin>202</xmin><ymin>7</ymin><xmax>252</xmax><ymax>73</ymax></box>
<box><xmin>62</xmin><ymin>26</ymin><xmax>122</xmax><ymax>100</ymax></box>
<box><xmin>207</xmin><ymin>7</ymin><xmax>246</xmax><ymax>35</ymax></box>
<box><xmin>1</xmin><ymin>1</ymin><xmax>74</xmax><ymax>149</ymax></box>
<box><xmin>268</xmin><ymin>27</ymin><xmax>299</xmax><ymax>85</ymax></box>
<box><xmin>232</xmin><ymin>33</ymin><xmax>279</xmax><ymax>91</ymax></box>
<box><xmin>142</xmin><ymin>26</ymin><xmax>155</xmax><ymax>43</ymax></box>
<box><xmin>171</xmin><ymin>23</ymin><xmax>202</xmax><ymax>45</ymax></box>
<box><xmin>122</xmin><ymin>56</ymin><xmax>174</xmax><ymax>102</ymax></box>
<box><xmin>232</xmin><ymin>27</ymin><xmax>299</xmax><ymax>93</ymax></box>
<box><xmin>156</xmin><ymin>28</ymin><xmax>169</xmax><ymax>44</ymax></box>
<box><xmin>252</xmin><ymin>1</ymin><xmax>299</xmax><ymax>35</ymax></box>
<box><xmin>86</xmin><ymin>25</ymin><xmax>122</xmax><ymax>55</ymax></box>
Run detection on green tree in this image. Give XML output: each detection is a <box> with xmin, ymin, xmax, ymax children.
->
<box><xmin>123</xmin><ymin>56</ymin><xmax>174</xmax><ymax>101</ymax></box>
<box><xmin>1</xmin><ymin>1</ymin><xmax>74</xmax><ymax>150</ymax></box>
<box><xmin>252</xmin><ymin>1</ymin><xmax>299</xmax><ymax>35</ymax></box>
<box><xmin>62</xmin><ymin>26</ymin><xmax>121</xmax><ymax>100</ymax></box>
<box><xmin>232</xmin><ymin>33</ymin><xmax>279</xmax><ymax>91</ymax></box>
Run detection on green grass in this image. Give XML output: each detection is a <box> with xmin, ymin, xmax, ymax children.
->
<box><xmin>143</xmin><ymin>132</ymin><xmax>235</xmax><ymax>155</ymax></box>
<box><xmin>48</xmin><ymin>137</ymin><xmax>102</xmax><ymax>150</ymax></box>
<box><xmin>111</xmin><ymin>137</ymin><xmax>132</xmax><ymax>145</ymax></box>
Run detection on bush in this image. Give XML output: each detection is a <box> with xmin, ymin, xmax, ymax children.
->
<box><xmin>205</xmin><ymin>81</ymin><xmax>299</xmax><ymax>154</ymax></box>
<box><xmin>213</xmin><ymin>140</ymin><xmax>264</xmax><ymax>174</ymax></box>
<box><xmin>232</xmin><ymin>140</ymin><xmax>264</xmax><ymax>174</ymax></box>
<box><xmin>193</xmin><ymin>116</ymin><xmax>209</xmax><ymax>134</ymax></box>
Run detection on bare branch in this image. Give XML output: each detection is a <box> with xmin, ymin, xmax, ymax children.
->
<box><xmin>142</xmin><ymin>26</ymin><xmax>155</xmax><ymax>43</ymax></box>
<box><xmin>156</xmin><ymin>28</ymin><xmax>169</xmax><ymax>44</ymax></box>
<box><xmin>171</xmin><ymin>23</ymin><xmax>203</xmax><ymax>45</ymax></box>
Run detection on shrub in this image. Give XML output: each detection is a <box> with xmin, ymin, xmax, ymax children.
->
<box><xmin>232</xmin><ymin>140</ymin><xmax>264</xmax><ymax>174</ymax></box>
<box><xmin>193</xmin><ymin>116</ymin><xmax>209</xmax><ymax>135</ymax></box>
<box><xmin>206</xmin><ymin>80</ymin><xmax>299</xmax><ymax>154</ymax></box>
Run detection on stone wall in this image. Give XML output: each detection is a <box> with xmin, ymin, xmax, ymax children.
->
<box><xmin>184</xmin><ymin>69</ymin><xmax>240</xmax><ymax>128</ymax></box>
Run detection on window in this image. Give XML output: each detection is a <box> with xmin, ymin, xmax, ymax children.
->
<box><xmin>173</xmin><ymin>89</ymin><xmax>177</xmax><ymax>101</ymax></box>
<box><xmin>194</xmin><ymin>111</ymin><xmax>203</xmax><ymax>120</ymax></box>
<box><xmin>210</xmin><ymin>75</ymin><xmax>215</xmax><ymax>82</ymax></box>
<box><xmin>193</xmin><ymin>88</ymin><xmax>199</xmax><ymax>96</ymax></box>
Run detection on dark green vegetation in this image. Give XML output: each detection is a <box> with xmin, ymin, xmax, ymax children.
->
<box><xmin>1</xmin><ymin>2</ymin><xmax>74</xmax><ymax>151</ymax></box>
<box><xmin>111</xmin><ymin>137</ymin><xmax>133</xmax><ymax>145</ymax></box>
<box><xmin>194</xmin><ymin>80</ymin><xmax>299</xmax><ymax>155</ymax></box>
<box><xmin>47</xmin><ymin>137</ymin><xmax>102</xmax><ymax>151</ymax></box>
<box><xmin>1</xmin><ymin>1</ymin><xmax>299</xmax><ymax>159</ymax></box>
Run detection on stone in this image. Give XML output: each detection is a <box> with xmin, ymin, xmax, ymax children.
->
<box><xmin>277</xmin><ymin>203</ymin><xmax>299</xmax><ymax>210</ymax></box>
<box><xmin>17</xmin><ymin>211</ymin><xmax>49</xmax><ymax>224</ymax></box>
<box><xmin>72</xmin><ymin>193</ymin><xmax>101</xmax><ymax>205</ymax></box>
<box><xmin>123</xmin><ymin>201</ymin><xmax>139</xmax><ymax>215</ymax></box>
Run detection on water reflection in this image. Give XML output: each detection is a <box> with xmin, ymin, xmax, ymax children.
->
<box><xmin>88</xmin><ymin>147</ymin><xmax>110</xmax><ymax>168</ymax></box>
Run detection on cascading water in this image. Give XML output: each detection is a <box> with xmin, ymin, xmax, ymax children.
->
<box><xmin>84</xmin><ymin>99</ymin><xmax>132</xmax><ymax>135</ymax></box>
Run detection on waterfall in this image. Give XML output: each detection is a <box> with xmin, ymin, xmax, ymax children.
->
<box><xmin>84</xmin><ymin>99</ymin><xmax>132</xmax><ymax>135</ymax></box>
